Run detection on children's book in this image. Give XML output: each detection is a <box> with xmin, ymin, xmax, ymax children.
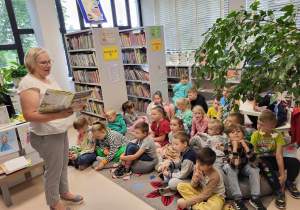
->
<box><xmin>0</xmin><ymin>157</ymin><xmax>31</xmax><ymax>175</ymax></box>
<box><xmin>0</xmin><ymin>106</ymin><xmax>10</xmax><ymax>126</ymax></box>
<box><xmin>38</xmin><ymin>89</ymin><xmax>93</xmax><ymax>113</ymax></box>
<box><xmin>227</xmin><ymin>68</ymin><xmax>242</xmax><ymax>82</ymax></box>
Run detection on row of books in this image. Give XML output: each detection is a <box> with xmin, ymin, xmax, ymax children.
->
<box><xmin>133</xmin><ymin>100</ymin><xmax>150</xmax><ymax>113</ymax></box>
<box><xmin>73</xmin><ymin>70</ymin><xmax>100</xmax><ymax>83</ymax></box>
<box><xmin>122</xmin><ymin>49</ymin><xmax>147</xmax><ymax>64</ymax></box>
<box><xmin>191</xmin><ymin>70</ymin><xmax>211</xmax><ymax>80</ymax></box>
<box><xmin>167</xmin><ymin>67</ymin><xmax>188</xmax><ymax>77</ymax></box>
<box><xmin>124</xmin><ymin>69</ymin><xmax>149</xmax><ymax>81</ymax></box>
<box><xmin>86</xmin><ymin>101</ymin><xmax>105</xmax><ymax>117</ymax></box>
<box><xmin>127</xmin><ymin>84</ymin><xmax>151</xmax><ymax>98</ymax></box>
<box><xmin>81</xmin><ymin>114</ymin><xmax>103</xmax><ymax>125</ymax></box>
<box><xmin>75</xmin><ymin>85</ymin><xmax>103</xmax><ymax>101</ymax></box>
<box><xmin>120</xmin><ymin>33</ymin><xmax>146</xmax><ymax>47</ymax></box>
<box><xmin>70</xmin><ymin>53</ymin><xmax>97</xmax><ymax>67</ymax></box>
<box><xmin>66</xmin><ymin>34</ymin><xmax>94</xmax><ymax>50</ymax></box>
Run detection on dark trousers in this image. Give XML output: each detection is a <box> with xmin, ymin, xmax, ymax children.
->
<box><xmin>124</xmin><ymin>142</ymin><xmax>152</xmax><ymax>161</ymax></box>
<box><xmin>74</xmin><ymin>151</ymin><xmax>97</xmax><ymax>168</ymax></box>
<box><xmin>259</xmin><ymin>156</ymin><xmax>300</xmax><ymax>191</ymax></box>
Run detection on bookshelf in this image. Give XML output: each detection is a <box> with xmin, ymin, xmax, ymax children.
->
<box><xmin>119</xmin><ymin>26</ymin><xmax>168</xmax><ymax>113</ymax></box>
<box><xmin>65</xmin><ymin>28</ymin><xmax>128</xmax><ymax>124</ymax></box>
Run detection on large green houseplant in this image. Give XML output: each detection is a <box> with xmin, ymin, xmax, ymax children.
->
<box><xmin>1</xmin><ymin>62</ymin><xmax>27</xmax><ymax>88</ymax></box>
<box><xmin>194</xmin><ymin>2</ymin><xmax>300</xmax><ymax>109</ymax></box>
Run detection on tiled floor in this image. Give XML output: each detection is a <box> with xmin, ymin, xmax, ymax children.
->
<box><xmin>0</xmin><ymin>127</ymin><xmax>299</xmax><ymax>210</ymax></box>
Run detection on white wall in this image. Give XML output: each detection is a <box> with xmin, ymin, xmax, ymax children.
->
<box><xmin>140</xmin><ymin>0</ymin><xmax>155</xmax><ymax>26</ymax></box>
<box><xmin>229</xmin><ymin>0</ymin><xmax>246</xmax><ymax>11</ymax></box>
<box><xmin>27</xmin><ymin>0</ymin><xmax>76</xmax><ymax>125</ymax></box>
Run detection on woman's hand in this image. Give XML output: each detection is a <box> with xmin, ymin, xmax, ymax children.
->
<box><xmin>59</xmin><ymin>108</ymin><xmax>74</xmax><ymax>118</ymax></box>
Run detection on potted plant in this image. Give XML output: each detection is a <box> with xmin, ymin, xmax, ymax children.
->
<box><xmin>1</xmin><ymin>62</ymin><xmax>28</xmax><ymax>88</ymax></box>
<box><xmin>0</xmin><ymin>67</ymin><xmax>12</xmax><ymax>106</ymax></box>
<box><xmin>194</xmin><ymin>1</ymin><xmax>300</xmax><ymax>109</ymax></box>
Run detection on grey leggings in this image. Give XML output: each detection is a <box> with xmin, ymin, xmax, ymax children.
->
<box><xmin>30</xmin><ymin>131</ymin><xmax>69</xmax><ymax>206</ymax></box>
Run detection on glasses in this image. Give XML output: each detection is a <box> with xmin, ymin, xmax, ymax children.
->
<box><xmin>36</xmin><ymin>60</ymin><xmax>54</xmax><ymax>66</ymax></box>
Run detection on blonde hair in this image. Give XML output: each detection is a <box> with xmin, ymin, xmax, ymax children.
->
<box><xmin>181</xmin><ymin>74</ymin><xmax>189</xmax><ymax>80</ymax></box>
<box><xmin>258</xmin><ymin>110</ymin><xmax>277</xmax><ymax>126</ymax></box>
<box><xmin>188</xmin><ymin>87</ymin><xmax>197</xmax><ymax>94</ymax></box>
<box><xmin>209</xmin><ymin>119</ymin><xmax>224</xmax><ymax>134</ymax></box>
<box><xmin>24</xmin><ymin>47</ymin><xmax>47</xmax><ymax>73</ymax></box>
<box><xmin>92</xmin><ymin>121</ymin><xmax>109</xmax><ymax>133</ymax></box>
<box><xmin>151</xmin><ymin>106</ymin><xmax>170</xmax><ymax>121</ymax></box>
<box><xmin>73</xmin><ymin>116</ymin><xmax>88</xmax><ymax>130</ymax></box>
<box><xmin>192</xmin><ymin>105</ymin><xmax>206</xmax><ymax>117</ymax></box>
<box><xmin>106</xmin><ymin>108</ymin><xmax>116</xmax><ymax>116</ymax></box>
<box><xmin>176</xmin><ymin>97</ymin><xmax>191</xmax><ymax>110</ymax></box>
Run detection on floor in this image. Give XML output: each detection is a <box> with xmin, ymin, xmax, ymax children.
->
<box><xmin>0</xmin><ymin>127</ymin><xmax>299</xmax><ymax>210</ymax></box>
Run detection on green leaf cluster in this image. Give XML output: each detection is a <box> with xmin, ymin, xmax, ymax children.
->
<box><xmin>1</xmin><ymin>62</ymin><xmax>27</xmax><ymax>79</ymax></box>
<box><xmin>194</xmin><ymin>1</ymin><xmax>300</xmax><ymax>106</ymax></box>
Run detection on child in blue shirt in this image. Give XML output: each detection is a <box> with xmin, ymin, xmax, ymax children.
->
<box><xmin>173</xmin><ymin>74</ymin><xmax>191</xmax><ymax>107</ymax></box>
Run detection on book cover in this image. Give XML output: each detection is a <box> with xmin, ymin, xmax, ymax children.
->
<box><xmin>0</xmin><ymin>128</ymin><xmax>19</xmax><ymax>157</ymax></box>
<box><xmin>0</xmin><ymin>106</ymin><xmax>10</xmax><ymax>126</ymax></box>
<box><xmin>77</xmin><ymin>0</ymin><xmax>107</xmax><ymax>24</ymax></box>
<box><xmin>0</xmin><ymin>158</ymin><xmax>31</xmax><ymax>175</ymax></box>
<box><xmin>38</xmin><ymin>89</ymin><xmax>93</xmax><ymax>113</ymax></box>
<box><xmin>227</xmin><ymin>69</ymin><xmax>242</xmax><ymax>82</ymax></box>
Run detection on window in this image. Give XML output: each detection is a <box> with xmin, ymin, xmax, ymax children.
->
<box><xmin>153</xmin><ymin>0</ymin><xmax>227</xmax><ymax>50</ymax></box>
<box><xmin>0</xmin><ymin>0</ymin><xmax>36</xmax><ymax>69</ymax></box>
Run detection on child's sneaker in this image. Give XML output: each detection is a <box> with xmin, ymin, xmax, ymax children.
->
<box><xmin>158</xmin><ymin>172</ymin><xmax>164</xmax><ymax>180</ymax></box>
<box><xmin>285</xmin><ymin>181</ymin><xmax>300</xmax><ymax>198</ymax></box>
<box><xmin>114</xmin><ymin>166</ymin><xmax>132</xmax><ymax>178</ymax></box>
<box><xmin>157</xmin><ymin>182</ymin><xmax>172</xmax><ymax>195</ymax></box>
<box><xmin>274</xmin><ymin>191</ymin><xmax>286</xmax><ymax>209</ymax></box>
<box><xmin>114</xmin><ymin>165</ymin><xmax>125</xmax><ymax>175</ymax></box>
<box><xmin>177</xmin><ymin>198</ymin><xmax>193</xmax><ymax>210</ymax></box>
<box><xmin>234</xmin><ymin>198</ymin><xmax>248</xmax><ymax>210</ymax></box>
<box><xmin>249</xmin><ymin>197</ymin><xmax>267</xmax><ymax>210</ymax></box>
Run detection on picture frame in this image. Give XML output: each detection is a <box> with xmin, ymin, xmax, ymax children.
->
<box><xmin>77</xmin><ymin>0</ymin><xmax>107</xmax><ymax>24</ymax></box>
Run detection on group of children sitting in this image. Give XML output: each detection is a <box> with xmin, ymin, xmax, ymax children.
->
<box><xmin>68</xmin><ymin>75</ymin><xmax>300</xmax><ymax>210</ymax></box>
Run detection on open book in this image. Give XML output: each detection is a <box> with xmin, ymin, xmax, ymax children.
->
<box><xmin>38</xmin><ymin>89</ymin><xmax>93</xmax><ymax>113</ymax></box>
<box><xmin>0</xmin><ymin>157</ymin><xmax>31</xmax><ymax>175</ymax></box>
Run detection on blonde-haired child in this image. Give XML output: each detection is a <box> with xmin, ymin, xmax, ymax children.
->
<box><xmin>173</xmin><ymin>74</ymin><xmax>191</xmax><ymax>106</ymax></box>
<box><xmin>217</xmin><ymin>84</ymin><xmax>240</xmax><ymax>122</ymax></box>
<box><xmin>190</xmin><ymin>105</ymin><xmax>209</xmax><ymax>138</ymax></box>
<box><xmin>176</xmin><ymin>97</ymin><xmax>193</xmax><ymax>128</ymax></box>
<box><xmin>207</xmin><ymin>96</ymin><xmax>221</xmax><ymax>119</ymax></box>
<box><xmin>92</xmin><ymin>122</ymin><xmax>128</xmax><ymax>170</ymax></box>
<box><xmin>146</xmin><ymin>91</ymin><xmax>175</xmax><ymax>125</ymax></box>
<box><xmin>106</xmin><ymin>108</ymin><xmax>127</xmax><ymax>135</ymax></box>
<box><xmin>150</xmin><ymin>106</ymin><xmax>171</xmax><ymax>148</ymax></box>
<box><xmin>122</xmin><ymin>100</ymin><xmax>148</xmax><ymax>132</ymax></box>
<box><xmin>69</xmin><ymin>117</ymin><xmax>97</xmax><ymax>170</ymax></box>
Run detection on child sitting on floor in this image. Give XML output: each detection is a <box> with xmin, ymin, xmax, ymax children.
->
<box><xmin>69</xmin><ymin>117</ymin><xmax>97</xmax><ymax>170</ymax></box>
<box><xmin>146</xmin><ymin>91</ymin><xmax>175</xmax><ymax>123</ymax></box>
<box><xmin>150</xmin><ymin>106</ymin><xmax>171</xmax><ymax>148</ymax></box>
<box><xmin>207</xmin><ymin>95</ymin><xmax>221</xmax><ymax>119</ymax></box>
<box><xmin>106</xmin><ymin>108</ymin><xmax>127</xmax><ymax>135</ymax></box>
<box><xmin>226</xmin><ymin>113</ymin><xmax>251</xmax><ymax>141</ymax></box>
<box><xmin>251</xmin><ymin>110</ymin><xmax>300</xmax><ymax>209</ymax></box>
<box><xmin>223</xmin><ymin>124</ymin><xmax>266</xmax><ymax>210</ymax></box>
<box><xmin>92</xmin><ymin>122</ymin><xmax>128</xmax><ymax>170</ymax></box>
<box><xmin>173</xmin><ymin>74</ymin><xmax>191</xmax><ymax>107</ymax></box>
<box><xmin>217</xmin><ymin>84</ymin><xmax>240</xmax><ymax>122</ymax></box>
<box><xmin>190</xmin><ymin>105</ymin><xmax>209</xmax><ymax>138</ymax></box>
<box><xmin>187</xmin><ymin>87</ymin><xmax>208</xmax><ymax>113</ymax></box>
<box><xmin>122</xmin><ymin>100</ymin><xmax>148</xmax><ymax>132</ymax></box>
<box><xmin>176</xmin><ymin>97</ymin><xmax>193</xmax><ymax>129</ymax></box>
<box><xmin>177</xmin><ymin>147</ymin><xmax>226</xmax><ymax>210</ymax></box>
<box><xmin>114</xmin><ymin>122</ymin><xmax>157</xmax><ymax>177</ymax></box>
<box><xmin>157</xmin><ymin>131</ymin><xmax>197</xmax><ymax>195</ymax></box>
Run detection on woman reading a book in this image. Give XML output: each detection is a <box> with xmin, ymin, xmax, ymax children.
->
<box><xmin>18</xmin><ymin>47</ymin><xmax>84</xmax><ymax>210</ymax></box>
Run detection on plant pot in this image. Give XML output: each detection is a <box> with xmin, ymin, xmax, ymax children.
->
<box><xmin>11</xmin><ymin>77</ymin><xmax>24</xmax><ymax>88</ymax></box>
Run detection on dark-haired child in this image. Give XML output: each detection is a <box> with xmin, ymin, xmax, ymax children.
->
<box><xmin>177</xmin><ymin>147</ymin><xmax>225</xmax><ymax>210</ymax></box>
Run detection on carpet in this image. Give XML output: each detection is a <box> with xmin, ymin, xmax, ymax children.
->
<box><xmin>97</xmin><ymin>163</ymin><xmax>275</xmax><ymax>210</ymax></box>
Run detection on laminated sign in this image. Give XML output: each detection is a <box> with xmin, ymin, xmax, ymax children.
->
<box><xmin>103</xmin><ymin>46</ymin><xmax>119</xmax><ymax>60</ymax></box>
<box><xmin>151</xmin><ymin>39</ymin><xmax>162</xmax><ymax>51</ymax></box>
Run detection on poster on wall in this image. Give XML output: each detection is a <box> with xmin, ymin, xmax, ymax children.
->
<box><xmin>0</xmin><ymin>106</ymin><xmax>10</xmax><ymax>126</ymax></box>
<box><xmin>0</xmin><ymin>128</ymin><xmax>19</xmax><ymax>157</ymax></box>
<box><xmin>16</xmin><ymin>123</ymin><xmax>30</xmax><ymax>149</ymax></box>
<box><xmin>77</xmin><ymin>0</ymin><xmax>107</xmax><ymax>24</ymax></box>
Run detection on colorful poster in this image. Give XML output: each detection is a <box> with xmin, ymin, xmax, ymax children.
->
<box><xmin>103</xmin><ymin>46</ymin><xmax>119</xmax><ymax>60</ymax></box>
<box><xmin>150</xmin><ymin>26</ymin><xmax>161</xmax><ymax>38</ymax></box>
<box><xmin>0</xmin><ymin>106</ymin><xmax>10</xmax><ymax>126</ymax></box>
<box><xmin>100</xmin><ymin>29</ymin><xmax>116</xmax><ymax>45</ymax></box>
<box><xmin>77</xmin><ymin>0</ymin><xmax>107</xmax><ymax>24</ymax></box>
<box><xmin>0</xmin><ymin>128</ymin><xmax>19</xmax><ymax>156</ymax></box>
<box><xmin>151</xmin><ymin>40</ymin><xmax>162</xmax><ymax>51</ymax></box>
<box><xmin>16</xmin><ymin>123</ymin><xmax>30</xmax><ymax>149</ymax></box>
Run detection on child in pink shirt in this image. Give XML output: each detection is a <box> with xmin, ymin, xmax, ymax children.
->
<box><xmin>191</xmin><ymin>105</ymin><xmax>209</xmax><ymax>138</ymax></box>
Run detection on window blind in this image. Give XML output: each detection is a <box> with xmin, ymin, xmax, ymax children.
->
<box><xmin>292</xmin><ymin>0</ymin><xmax>300</xmax><ymax>28</ymax></box>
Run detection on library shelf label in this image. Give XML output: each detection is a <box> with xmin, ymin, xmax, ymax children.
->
<box><xmin>100</xmin><ymin>29</ymin><xmax>116</xmax><ymax>44</ymax></box>
<box><xmin>103</xmin><ymin>46</ymin><xmax>119</xmax><ymax>60</ymax></box>
<box><xmin>151</xmin><ymin>39</ymin><xmax>162</xmax><ymax>51</ymax></box>
<box><xmin>150</xmin><ymin>26</ymin><xmax>161</xmax><ymax>38</ymax></box>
